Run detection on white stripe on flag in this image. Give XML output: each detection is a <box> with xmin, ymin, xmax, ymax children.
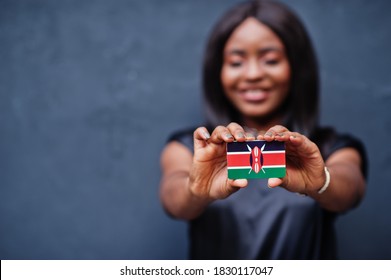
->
<box><xmin>226</xmin><ymin>151</ymin><xmax>251</xmax><ymax>155</ymax></box>
<box><xmin>261</xmin><ymin>150</ymin><xmax>285</xmax><ymax>154</ymax></box>
<box><xmin>227</xmin><ymin>165</ymin><xmax>285</xmax><ymax>169</ymax></box>
<box><xmin>227</xmin><ymin>150</ymin><xmax>285</xmax><ymax>155</ymax></box>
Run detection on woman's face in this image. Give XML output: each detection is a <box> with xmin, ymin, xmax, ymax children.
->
<box><xmin>221</xmin><ymin>17</ymin><xmax>291</xmax><ymax>121</ymax></box>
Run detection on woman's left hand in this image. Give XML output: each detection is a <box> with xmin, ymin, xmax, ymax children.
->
<box><xmin>258</xmin><ymin>125</ymin><xmax>326</xmax><ymax>195</ymax></box>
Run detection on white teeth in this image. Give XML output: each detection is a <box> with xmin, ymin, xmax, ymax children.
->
<box><xmin>245</xmin><ymin>89</ymin><xmax>262</xmax><ymax>94</ymax></box>
<box><xmin>240</xmin><ymin>89</ymin><xmax>268</xmax><ymax>101</ymax></box>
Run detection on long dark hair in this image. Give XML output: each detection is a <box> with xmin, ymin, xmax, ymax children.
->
<box><xmin>202</xmin><ymin>0</ymin><xmax>319</xmax><ymax>136</ymax></box>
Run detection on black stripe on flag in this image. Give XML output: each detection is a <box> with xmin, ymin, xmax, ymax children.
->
<box><xmin>227</xmin><ymin>140</ymin><xmax>285</xmax><ymax>152</ymax></box>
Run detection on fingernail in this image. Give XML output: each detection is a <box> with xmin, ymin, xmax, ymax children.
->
<box><xmin>225</xmin><ymin>133</ymin><xmax>233</xmax><ymax>139</ymax></box>
<box><xmin>237</xmin><ymin>132</ymin><xmax>244</xmax><ymax>138</ymax></box>
<box><xmin>277</xmin><ymin>133</ymin><xmax>284</xmax><ymax>137</ymax></box>
<box><xmin>203</xmin><ymin>131</ymin><xmax>210</xmax><ymax>140</ymax></box>
<box><xmin>265</xmin><ymin>132</ymin><xmax>272</xmax><ymax>137</ymax></box>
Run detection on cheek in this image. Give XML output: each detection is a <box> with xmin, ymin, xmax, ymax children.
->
<box><xmin>276</xmin><ymin>63</ymin><xmax>291</xmax><ymax>87</ymax></box>
<box><xmin>268</xmin><ymin>64</ymin><xmax>291</xmax><ymax>96</ymax></box>
<box><xmin>221</xmin><ymin>66</ymin><xmax>240</xmax><ymax>90</ymax></box>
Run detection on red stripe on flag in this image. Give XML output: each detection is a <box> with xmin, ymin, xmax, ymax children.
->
<box><xmin>227</xmin><ymin>153</ymin><xmax>250</xmax><ymax>167</ymax></box>
<box><xmin>264</xmin><ymin>153</ymin><xmax>285</xmax><ymax>165</ymax></box>
<box><xmin>227</xmin><ymin>153</ymin><xmax>285</xmax><ymax>167</ymax></box>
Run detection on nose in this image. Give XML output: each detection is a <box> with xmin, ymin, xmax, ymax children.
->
<box><xmin>245</xmin><ymin>59</ymin><xmax>264</xmax><ymax>80</ymax></box>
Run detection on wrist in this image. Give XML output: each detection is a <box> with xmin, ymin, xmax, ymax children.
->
<box><xmin>317</xmin><ymin>166</ymin><xmax>331</xmax><ymax>194</ymax></box>
<box><xmin>187</xmin><ymin>176</ymin><xmax>214</xmax><ymax>203</ymax></box>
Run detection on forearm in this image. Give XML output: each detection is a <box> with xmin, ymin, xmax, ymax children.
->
<box><xmin>261</xmin><ymin>127</ymin><xmax>366</xmax><ymax>213</ymax></box>
<box><xmin>307</xmin><ymin>162</ymin><xmax>365</xmax><ymax>212</ymax></box>
<box><xmin>160</xmin><ymin>171</ymin><xmax>212</xmax><ymax>220</ymax></box>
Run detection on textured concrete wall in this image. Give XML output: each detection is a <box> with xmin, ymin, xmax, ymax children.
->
<box><xmin>1</xmin><ymin>0</ymin><xmax>390</xmax><ymax>259</ymax></box>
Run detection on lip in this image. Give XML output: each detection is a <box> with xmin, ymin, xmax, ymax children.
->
<box><xmin>238</xmin><ymin>88</ymin><xmax>269</xmax><ymax>102</ymax></box>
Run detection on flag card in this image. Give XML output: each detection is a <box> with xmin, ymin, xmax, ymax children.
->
<box><xmin>226</xmin><ymin>140</ymin><xmax>286</xmax><ymax>179</ymax></box>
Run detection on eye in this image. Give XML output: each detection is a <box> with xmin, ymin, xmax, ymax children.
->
<box><xmin>264</xmin><ymin>59</ymin><xmax>279</xmax><ymax>65</ymax></box>
<box><xmin>229</xmin><ymin>61</ymin><xmax>243</xmax><ymax>67</ymax></box>
<box><xmin>261</xmin><ymin>50</ymin><xmax>283</xmax><ymax>66</ymax></box>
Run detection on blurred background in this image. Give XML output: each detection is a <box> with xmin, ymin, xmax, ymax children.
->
<box><xmin>1</xmin><ymin>0</ymin><xmax>390</xmax><ymax>259</ymax></box>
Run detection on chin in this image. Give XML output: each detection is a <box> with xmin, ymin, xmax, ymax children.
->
<box><xmin>241</xmin><ymin>111</ymin><xmax>270</xmax><ymax>119</ymax></box>
<box><xmin>239</xmin><ymin>106</ymin><xmax>272</xmax><ymax>118</ymax></box>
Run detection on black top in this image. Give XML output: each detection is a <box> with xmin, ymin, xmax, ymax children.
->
<box><xmin>168</xmin><ymin>127</ymin><xmax>367</xmax><ymax>259</ymax></box>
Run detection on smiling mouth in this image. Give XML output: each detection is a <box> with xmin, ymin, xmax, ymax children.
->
<box><xmin>239</xmin><ymin>89</ymin><xmax>268</xmax><ymax>102</ymax></box>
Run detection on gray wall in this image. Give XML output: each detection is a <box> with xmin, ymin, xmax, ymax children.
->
<box><xmin>0</xmin><ymin>0</ymin><xmax>390</xmax><ymax>259</ymax></box>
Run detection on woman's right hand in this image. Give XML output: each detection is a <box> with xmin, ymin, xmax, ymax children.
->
<box><xmin>189</xmin><ymin>122</ymin><xmax>252</xmax><ymax>201</ymax></box>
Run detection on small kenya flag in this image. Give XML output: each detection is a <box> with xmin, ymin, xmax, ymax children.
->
<box><xmin>226</xmin><ymin>140</ymin><xmax>286</xmax><ymax>179</ymax></box>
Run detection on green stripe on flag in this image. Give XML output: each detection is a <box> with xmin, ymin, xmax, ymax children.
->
<box><xmin>228</xmin><ymin>167</ymin><xmax>286</xmax><ymax>179</ymax></box>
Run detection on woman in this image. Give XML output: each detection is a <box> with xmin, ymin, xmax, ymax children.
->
<box><xmin>159</xmin><ymin>0</ymin><xmax>367</xmax><ymax>259</ymax></box>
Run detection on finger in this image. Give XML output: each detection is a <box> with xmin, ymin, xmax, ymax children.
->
<box><xmin>288</xmin><ymin>132</ymin><xmax>305</xmax><ymax>146</ymax></box>
<box><xmin>269</xmin><ymin>125</ymin><xmax>290</xmax><ymax>133</ymax></box>
<box><xmin>193</xmin><ymin>127</ymin><xmax>211</xmax><ymax>150</ymax></box>
<box><xmin>243</xmin><ymin>126</ymin><xmax>258</xmax><ymax>140</ymax></box>
<box><xmin>245</xmin><ymin>133</ymin><xmax>256</xmax><ymax>141</ymax></box>
<box><xmin>286</xmin><ymin>132</ymin><xmax>311</xmax><ymax>151</ymax></box>
<box><xmin>274</xmin><ymin>131</ymin><xmax>292</xmax><ymax>142</ymax></box>
<box><xmin>286</xmin><ymin>132</ymin><xmax>321</xmax><ymax>160</ymax></box>
<box><xmin>256</xmin><ymin>130</ymin><xmax>267</xmax><ymax>140</ymax></box>
<box><xmin>226</xmin><ymin>122</ymin><xmax>246</xmax><ymax>142</ymax></box>
<box><xmin>194</xmin><ymin>127</ymin><xmax>211</xmax><ymax>141</ymax></box>
<box><xmin>209</xmin><ymin>125</ymin><xmax>234</xmax><ymax>144</ymax></box>
<box><xmin>262</xmin><ymin>125</ymin><xmax>290</xmax><ymax>141</ymax></box>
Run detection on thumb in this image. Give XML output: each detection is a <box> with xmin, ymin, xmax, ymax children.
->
<box><xmin>268</xmin><ymin>177</ymin><xmax>284</xmax><ymax>188</ymax></box>
<box><xmin>229</xmin><ymin>179</ymin><xmax>248</xmax><ymax>188</ymax></box>
<box><xmin>219</xmin><ymin>179</ymin><xmax>247</xmax><ymax>198</ymax></box>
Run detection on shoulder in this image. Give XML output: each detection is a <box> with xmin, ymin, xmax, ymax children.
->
<box><xmin>161</xmin><ymin>127</ymin><xmax>198</xmax><ymax>171</ymax></box>
<box><xmin>166</xmin><ymin>127</ymin><xmax>197</xmax><ymax>152</ymax></box>
<box><xmin>311</xmin><ymin>126</ymin><xmax>368</xmax><ymax>178</ymax></box>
